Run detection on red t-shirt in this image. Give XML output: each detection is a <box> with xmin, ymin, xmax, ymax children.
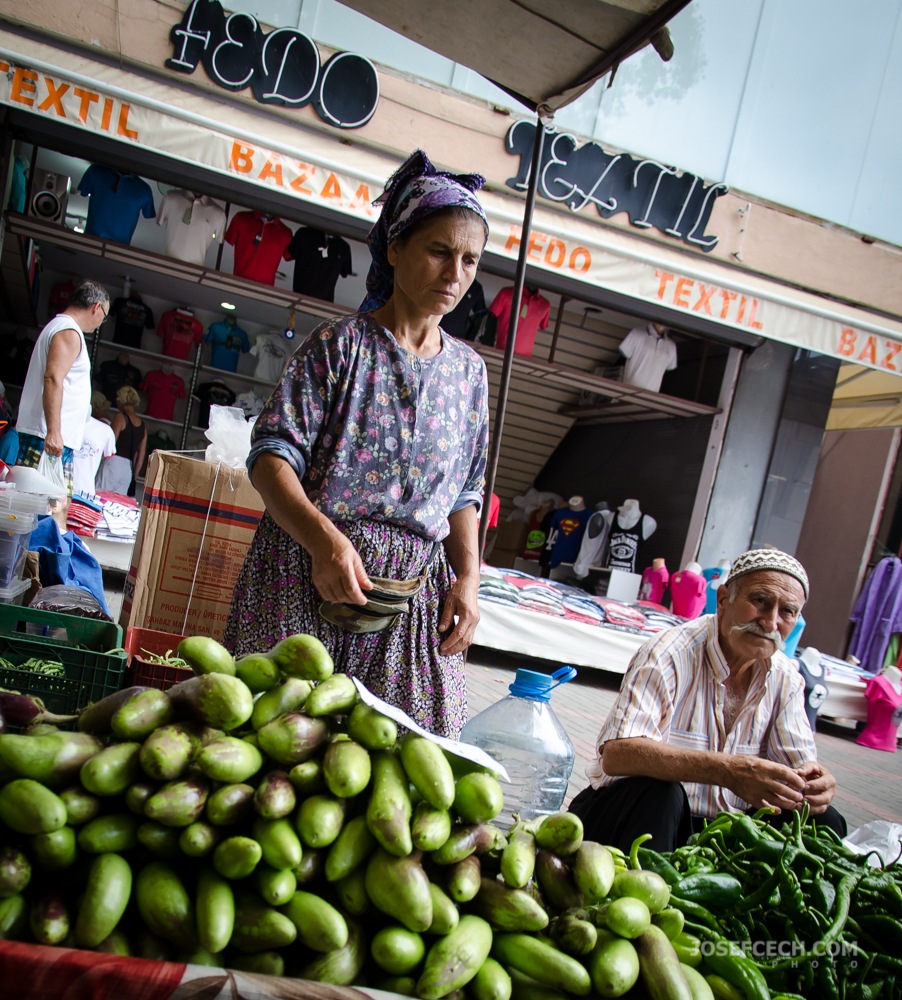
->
<box><xmin>491</xmin><ymin>286</ymin><xmax>551</xmax><ymax>358</ymax></box>
<box><xmin>224</xmin><ymin>211</ymin><xmax>293</xmax><ymax>285</ymax></box>
<box><xmin>141</xmin><ymin>369</ymin><xmax>187</xmax><ymax>421</ymax></box>
<box><xmin>157</xmin><ymin>309</ymin><xmax>204</xmax><ymax>360</ymax></box>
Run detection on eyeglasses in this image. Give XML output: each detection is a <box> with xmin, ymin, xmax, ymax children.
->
<box><xmin>98</xmin><ymin>303</ymin><xmax>110</xmax><ymax>325</ymax></box>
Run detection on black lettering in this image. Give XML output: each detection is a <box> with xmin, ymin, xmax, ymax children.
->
<box><xmin>314</xmin><ymin>52</ymin><xmax>379</xmax><ymax>129</ymax></box>
<box><xmin>253</xmin><ymin>27</ymin><xmax>319</xmax><ymax>106</ymax></box>
<box><xmin>166</xmin><ymin>0</ymin><xmax>221</xmax><ymax>74</ymax></box>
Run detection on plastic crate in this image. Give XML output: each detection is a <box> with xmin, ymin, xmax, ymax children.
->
<box><xmin>0</xmin><ymin>634</ymin><xmax>127</xmax><ymax>716</ymax></box>
<box><xmin>124</xmin><ymin>626</ymin><xmax>191</xmax><ymax>690</ymax></box>
<box><xmin>0</xmin><ymin>604</ymin><xmax>123</xmax><ymax>652</ymax></box>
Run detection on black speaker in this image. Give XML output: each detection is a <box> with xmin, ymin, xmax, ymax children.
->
<box><xmin>29</xmin><ymin>170</ymin><xmax>70</xmax><ymax>224</ymax></box>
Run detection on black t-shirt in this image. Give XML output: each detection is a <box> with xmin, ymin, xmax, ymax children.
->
<box><xmin>287</xmin><ymin>227</ymin><xmax>352</xmax><ymax>301</ymax></box>
<box><xmin>99</xmin><ymin>358</ymin><xmax>143</xmax><ymax>403</ymax></box>
<box><xmin>0</xmin><ymin>334</ymin><xmax>35</xmax><ymax>386</ymax></box>
<box><xmin>194</xmin><ymin>380</ymin><xmax>237</xmax><ymax>428</ymax></box>
<box><xmin>111</xmin><ymin>296</ymin><xmax>155</xmax><ymax>348</ymax></box>
<box><xmin>442</xmin><ymin>280</ymin><xmax>486</xmax><ymax>339</ymax></box>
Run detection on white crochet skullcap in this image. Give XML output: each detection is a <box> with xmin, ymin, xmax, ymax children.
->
<box><xmin>725</xmin><ymin>548</ymin><xmax>809</xmax><ymax>600</ymax></box>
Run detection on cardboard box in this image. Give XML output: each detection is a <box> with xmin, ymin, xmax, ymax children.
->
<box><xmin>120</xmin><ymin>452</ymin><xmax>264</xmax><ymax>640</ymax></box>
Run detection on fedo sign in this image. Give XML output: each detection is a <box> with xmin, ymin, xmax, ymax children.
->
<box><xmin>166</xmin><ymin>0</ymin><xmax>380</xmax><ymax>130</ymax></box>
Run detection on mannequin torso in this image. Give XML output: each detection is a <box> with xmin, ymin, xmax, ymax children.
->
<box><xmin>605</xmin><ymin>500</ymin><xmax>656</xmax><ymax>573</ymax></box>
<box><xmin>856</xmin><ymin>666</ymin><xmax>902</xmax><ymax>752</ymax></box>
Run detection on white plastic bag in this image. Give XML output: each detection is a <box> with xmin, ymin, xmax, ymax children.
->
<box><xmin>204</xmin><ymin>405</ymin><xmax>252</xmax><ymax>469</ymax></box>
<box><xmin>843</xmin><ymin>820</ymin><xmax>902</xmax><ymax>866</ymax></box>
<box><xmin>36</xmin><ymin>452</ymin><xmax>68</xmax><ymax>493</ymax></box>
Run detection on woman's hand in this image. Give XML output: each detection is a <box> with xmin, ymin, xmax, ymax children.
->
<box><xmin>438</xmin><ymin>579</ymin><xmax>480</xmax><ymax>656</ymax></box>
<box><xmin>308</xmin><ymin>526</ymin><xmax>372</xmax><ymax>605</ymax></box>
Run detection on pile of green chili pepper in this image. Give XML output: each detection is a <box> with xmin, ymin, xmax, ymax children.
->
<box><xmin>635</xmin><ymin>806</ymin><xmax>902</xmax><ymax>999</ymax></box>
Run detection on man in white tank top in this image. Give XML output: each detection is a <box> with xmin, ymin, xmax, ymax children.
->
<box><xmin>16</xmin><ymin>279</ymin><xmax>110</xmax><ymax>496</ymax></box>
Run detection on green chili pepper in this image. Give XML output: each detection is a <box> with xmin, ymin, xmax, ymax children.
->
<box><xmin>667</xmin><ymin>895</ymin><xmax>721</xmax><ymax>930</ymax></box>
<box><xmin>854</xmin><ymin>914</ymin><xmax>902</xmax><ymax>953</ymax></box>
<box><xmin>628</xmin><ymin>832</ymin><xmax>652</xmax><ymax>871</ymax></box>
<box><xmin>671</xmin><ymin>872</ymin><xmax>744</xmax><ymax>911</ymax></box>
<box><xmin>702</xmin><ymin>937</ymin><xmax>771</xmax><ymax>1000</ymax></box>
<box><xmin>735</xmin><ymin>864</ymin><xmax>781</xmax><ymax>913</ymax></box>
<box><xmin>636</xmin><ymin>846</ymin><xmax>681</xmax><ymax>885</ymax></box>
<box><xmin>671</xmin><ymin>930</ymin><xmax>702</xmax><ymax>967</ymax></box>
<box><xmin>704</xmin><ymin>974</ymin><xmax>746</xmax><ymax>1000</ymax></box>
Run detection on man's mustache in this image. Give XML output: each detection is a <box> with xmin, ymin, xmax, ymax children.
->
<box><xmin>730</xmin><ymin>622</ymin><xmax>785</xmax><ymax>651</ymax></box>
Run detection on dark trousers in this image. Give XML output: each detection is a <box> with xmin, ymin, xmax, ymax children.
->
<box><xmin>568</xmin><ymin>777</ymin><xmax>848</xmax><ymax>854</ymax></box>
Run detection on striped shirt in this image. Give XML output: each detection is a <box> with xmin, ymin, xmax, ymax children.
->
<box><xmin>586</xmin><ymin>614</ymin><xmax>817</xmax><ymax>818</ymax></box>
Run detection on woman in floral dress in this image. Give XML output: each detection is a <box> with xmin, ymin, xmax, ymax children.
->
<box><xmin>224</xmin><ymin>150</ymin><xmax>490</xmax><ymax>738</ymax></box>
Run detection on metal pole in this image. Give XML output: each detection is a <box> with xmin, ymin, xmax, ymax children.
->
<box><xmin>478</xmin><ymin>113</ymin><xmax>548</xmax><ymax>559</ymax></box>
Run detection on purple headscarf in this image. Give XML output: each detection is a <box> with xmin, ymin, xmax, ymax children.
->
<box><xmin>360</xmin><ymin>150</ymin><xmax>488</xmax><ymax>313</ymax></box>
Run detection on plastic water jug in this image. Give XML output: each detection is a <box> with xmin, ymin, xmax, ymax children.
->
<box><xmin>460</xmin><ymin>666</ymin><xmax>577</xmax><ymax>828</ymax></box>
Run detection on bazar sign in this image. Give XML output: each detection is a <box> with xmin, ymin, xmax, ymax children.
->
<box><xmin>505</xmin><ymin>120</ymin><xmax>727</xmax><ymax>252</ymax></box>
<box><xmin>166</xmin><ymin>0</ymin><xmax>379</xmax><ymax>129</ymax></box>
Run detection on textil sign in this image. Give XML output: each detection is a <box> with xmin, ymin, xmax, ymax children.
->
<box><xmin>2</xmin><ymin>48</ymin><xmax>901</xmax><ymax>374</ymax></box>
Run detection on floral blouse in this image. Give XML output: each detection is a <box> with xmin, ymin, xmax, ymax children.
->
<box><xmin>248</xmin><ymin>313</ymin><xmax>489</xmax><ymax>542</ymax></box>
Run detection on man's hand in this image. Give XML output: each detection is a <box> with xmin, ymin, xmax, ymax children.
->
<box><xmin>724</xmin><ymin>756</ymin><xmax>806</xmax><ymax>814</ymax></box>
<box><xmin>438</xmin><ymin>581</ymin><xmax>480</xmax><ymax>656</ymax></box>
<box><xmin>794</xmin><ymin>760</ymin><xmax>837</xmax><ymax>814</ymax></box>
<box><xmin>43</xmin><ymin>430</ymin><xmax>64</xmax><ymax>458</ymax></box>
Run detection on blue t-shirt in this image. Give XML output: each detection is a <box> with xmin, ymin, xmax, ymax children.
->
<box><xmin>205</xmin><ymin>320</ymin><xmax>250</xmax><ymax>372</ymax></box>
<box><xmin>78</xmin><ymin>165</ymin><xmax>156</xmax><ymax>244</ymax></box>
<box><xmin>548</xmin><ymin>507</ymin><xmax>593</xmax><ymax>568</ymax></box>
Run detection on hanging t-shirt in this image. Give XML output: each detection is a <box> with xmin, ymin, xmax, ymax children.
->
<box><xmin>856</xmin><ymin>674</ymin><xmax>902</xmax><ymax>752</ymax></box>
<box><xmin>236</xmin><ymin>390</ymin><xmax>267</xmax><ymax>418</ymax></box>
<box><xmin>157</xmin><ymin>190</ymin><xmax>227</xmax><ymax>265</ymax></box>
<box><xmin>639</xmin><ymin>565</ymin><xmax>670</xmax><ymax>604</ymax></box>
<box><xmin>670</xmin><ymin>569</ymin><xmax>707</xmax><ymax>619</ymax></box>
<box><xmin>8</xmin><ymin>158</ymin><xmax>27</xmax><ymax>214</ymax></box>
<box><xmin>72</xmin><ymin>416</ymin><xmax>116</xmax><ymax>497</ymax></box>
<box><xmin>490</xmin><ymin>286</ymin><xmax>551</xmax><ymax>358</ymax></box>
<box><xmin>607</xmin><ymin>517</ymin><xmax>646</xmax><ymax>573</ymax></box>
<box><xmin>250</xmin><ymin>332</ymin><xmax>292</xmax><ymax>382</ymax></box>
<box><xmin>77</xmin><ymin>165</ymin><xmax>156</xmax><ymax>244</ymax></box>
<box><xmin>619</xmin><ymin>324</ymin><xmax>678</xmax><ymax>392</ymax></box>
<box><xmin>547</xmin><ymin>507</ymin><xmax>593</xmax><ymax>569</ymax></box>
<box><xmin>287</xmin><ymin>227</ymin><xmax>353</xmax><ymax>300</ymax></box>
<box><xmin>573</xmin><ymin>510</ymin><xmax>612</xmax><ymax>578</ymax></box>
<box><xmin>141</xmin><ymin>369</ymin><xmax>187</xmax><ymax>421</ymax></box>
<box><xmin>157</xmin><ymin>309</ymin><xmax>204</xmax><ymax>360</ymax></box>
<box><xmin>194</xmin><ymin>381</ymin><xmax>237</xmax><ymax>428</ymax></box>
<box><xmin>49</xmin><ymin>280</ymin><xmax>76</xmax><ymax>313</ymax></box>
<box><xmin>110</xmin><ymin>296</ymin><xmax>155</xmax><ymax>349</ymax></box>
<box><xmin>224</xmin><ymin>211</ymin><xmax>293</xmax><ymax>285</ymax></box>
<box><xmin>98</xmin><ymin>357</ymin><xmax>143</xmax><ymax>404</ymax></box>
<box><xmin>205</xmin><ymin>320</ymin><xmax>251</xmax><ymax>372</ymax></box>
<box><xmin>442</xmin><ymin>280</ymin><xmax>486</xmax><ymax>340</ymax></box>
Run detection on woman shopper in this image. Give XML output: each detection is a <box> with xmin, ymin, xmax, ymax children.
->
<box><xmin>110</xmin><ymin>385</ymin><xmax>146</xmax><ymax>496</ymax></box>
<box><xmin>224</xmin><ymin>150</ymin><xmax>490</xmax><ymax>738</ymax></box>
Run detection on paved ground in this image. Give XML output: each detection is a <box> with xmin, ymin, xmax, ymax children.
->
<box><xmin>466</xmin><ymin>647</ymin><xmax>902</xmax><ymax>835</ymax></box>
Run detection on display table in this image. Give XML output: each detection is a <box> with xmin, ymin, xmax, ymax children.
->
<box><xmin>0</xmin><ymin>940</ymin><xmax>399</xmax><ymax>1000</ymax></box>
<box><xmin>81</xmin><ymin>536</ymin><xmax>135</xmax><ymax>573</ymax></box>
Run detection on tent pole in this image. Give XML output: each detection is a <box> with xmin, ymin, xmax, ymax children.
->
<box><xmin>478</xmin><ymin>113</ymin><xmax>547</xmax><ymax>559</ymax></box>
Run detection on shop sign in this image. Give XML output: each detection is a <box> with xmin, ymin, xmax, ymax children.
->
<box><xmin>505</xmin><ymin>120</ymin><xmax>727</xmax><ymax>252</ymax></box>
<box><xmin>165</xmin><ymin>0</ymin><xmax>379</xmax><ymax>130</ymax></box>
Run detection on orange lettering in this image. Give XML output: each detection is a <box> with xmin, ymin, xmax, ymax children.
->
<box><xmin>100</xmin><ymin>97</ymin><xmax>114</xmax><ymax>131</ymax></box>
<box><xmin>72</xmin><ymin>87</ymin><xmax>99</xmax><ymax>124</ymax></box>
<box><xmin>350</xmin><ymin>183</ymin><xmax>371</xmax><ymax>209</ymax></box>
<box><xmin>289</xmin><ymin>163</ymin><xmax>315</xmax><ymax>195</ymax></box>
<box><xmin>674</xmin><ymin>277</ymin><xmax>693</xmax><ymax>308</ymax></box>
<box><xmin>259</xmin><ymin>160</ymin><xmax>284</xmax><ymax>186</ymax></box>
<box><xmin>505</xmin><ymin>228</ymin><xmax>523</xmax><ymax>253</ymax></box>
<box><xmin>320</xmin><ymin>173</ymin><xmax>342</xmax><ymax>200</ymax></box>
<box><xmin>569</xmin><ymin>247</ymin><xmax>591</xmax><ymax>273</ymax></box>
<box><xmin>38</xmin><ymin>77</ymin><xmax>69</xmax><ymax>115</ymax></box>
<box><xmin>857</xmin><ymin>335</ymin><xmax>877</xmax><ymax>366</ymax></box>
<box><xmin>117</xmin><ymin>103</ymin><xmax>138</xmax><ymax>140</ymax></box>
<box><xmin>0</xmin><ymin>61</ymin><xmax>8</xmax><ymax>73</ymax></box>
<box><xmin>883</xmin><ymin>342</ymin><xmax>901</xmax><ymax>372</ymax></box>
<box><xmin>545</xmin><ymin>238</ymin><xmax>566</xmax><ymax>268</ymax></box>
<box><xmin>719</xmin><ymin>290</ymin><xmax>737</xmax><ymax>319</ymax></box>
<box><xmin>837</xmin><ymin>328</ymin><xmax>857</xmax><ymax>356</ymax></box>
<box><xmin>11</xmin><ymin>67</ymin><xmax>37</xmax><ymax>107</ymax></box>
<box><xmin>693</xmin><ymin>282</ymin><xmax>715</xmax><ymax>314</ymax></box>
<box><xmin>526</xmin><ymin>232</ymin><xmax>545</xmax><ymax>261</ymax></box>
<box><xmin>737</xmin><ymin>295</ymin><xmax>748</xmax><ymax>324</ymax></box>
<box><xmin>747</xmin><ymin>297</ymin><xmax>763</xmax><ymax>330</ymax></box>
<box><xmin>229</xmin><ymin>142</ymin><xmax>255</xmax><ymax>174</ymax></box>
<box><xmin>655</xmin><ymin>270</ymin><xmax>675</xmax><ymax>300</ymax></box>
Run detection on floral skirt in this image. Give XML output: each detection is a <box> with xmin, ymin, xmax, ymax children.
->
<box><xmin>223</xmin><ymin>513</ymin><xmax>467</xmax><ymax>738</ymax></box>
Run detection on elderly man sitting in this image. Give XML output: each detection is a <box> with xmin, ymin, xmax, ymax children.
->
<box><xmin>569</xmin><ymin>548</ymin><xmax>846</xmax><ymax>851</ymax></box>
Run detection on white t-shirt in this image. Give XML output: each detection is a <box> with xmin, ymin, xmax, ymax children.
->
<box><xmin>250</xmin><ymin>332</ymin><xmax>292</xmax><ymax>382</ymax></box>
<box><xmin>72</xmin><ymin>417</ymin><xmax>116</xmax><ymax>496</ymax></box>
<box><xmin>17</xmin><ymin>314</ymin><xmax>91</xmax><ymax>449</ymax></box>
<box><xmin>619</xmin><ymin>324</ymin><xmax>678</xmax><ymax>393</ymax></box>
<box><xmin>157</xmin><ymin>190</ymin><xmax>227</xmax><ymax>266</ymax></box>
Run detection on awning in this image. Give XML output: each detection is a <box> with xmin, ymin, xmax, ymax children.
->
<box><xmin>828</xmin><ymin>364</ymin><xmax>902</xmax><ymax>431</ymax></box>
<box><xmin>337</xmin><ymin>0</ymin><xmax>688</xmax><ymax>112</ymax></box>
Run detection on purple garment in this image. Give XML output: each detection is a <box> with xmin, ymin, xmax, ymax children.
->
<box><xmin>248</xmin><ymin>312</ymin><xmax>489</xmax><ymax>542</ymax></box>
<box><xmin>849</xmin><ymin>556</ymin><xmax>902</xmax><ymax>674</ymax></box>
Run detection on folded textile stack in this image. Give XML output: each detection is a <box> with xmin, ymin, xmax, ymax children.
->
<box><xmin>94</xmin><ymin>491</ymin><xmax>141</xmax><ymax>540</ymax></box>
<box><xmin>66</xmin><ymin>493</ymin><xmax>104</xmax><ymax>537</ymax></box>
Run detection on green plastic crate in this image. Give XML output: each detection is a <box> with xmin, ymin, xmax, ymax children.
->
<box><xmin>0</xmin><ymin>605</ymin><xmax>126</xmax><ymax>716</ymax></box>
<box><xmin>0</xmin><ymin>604</ymin><xmax>123</xmax><ymax>652</ymax></box>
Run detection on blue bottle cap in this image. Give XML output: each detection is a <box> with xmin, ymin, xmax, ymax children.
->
<box><xmin>509</xmin><ymin>666</ymin><xmax>577</xmax><ymax>701</ymax></box>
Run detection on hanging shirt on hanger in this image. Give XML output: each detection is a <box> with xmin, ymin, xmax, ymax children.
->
<box><xmin>157</xmin><ymin>308</ymin><xmax>204</xmax><ymax>360</ymax></box>
<box><xmin>286</xmin><ymin>227</ymin><xmax>353</xmax><ymax>301</ymax></box>
<box><xmin>849</xmin><ymin>556</ymin><xmax>902</xmax><ymax>674</ymax></box>
<box><xmin>110</xmin><ymin>296</ymin><xmax>155</xmax><ymax>349</ymax></box>
<box><xmin>205</xmin><ymin>319</ymin><xmax>251</xmax><ymax>372</ymax></box>
<box><xmin>619</xmin><ymin>323</ymin><xmax>678</xmax><ymax>392</ymax></box>
<box><xmin>224</xmin><ymin>210</ymin><xmax>293</xmax><ymax>285</ymax></box>
<box><xmin>98</xmin><ymin>356</ymin><xmax>143</xmax><ymax>404</ymax></box>
<box><xmin>250</xmin><ymin>331</ymin><xmax>293</xmax><ymax>382</ymax></box>
<box><xmin>490</xmin><ymin>285</ymin><xmax>551</xmax><ymax>358</ymax></box>
<box><xmin>77</xmin><ymin>165</ymin><xmax>156</xmax><ymax>244</ymax></box>
<box><xmin>236</xmin><ymin>389</ymin><xmax>267</xmax><ymax>419</ymax></box>
<box><xmin>194</xmin><ymin>380</ymin><xmax>237</xmax><ymax>427</ymax></box>
<box><xmin>157</xmin><ymin>189</ymin><xmax>227</xmax><ymax>265</ymax></box>
<box><xmin>141</xmin><ymin>369</ymin><xmax>187</xmax><ymax>422</ymax></box>
<box><xmin>442</xmin><ymin>280</ymin><xmax>486</xmax><ymax>340</ymax></box>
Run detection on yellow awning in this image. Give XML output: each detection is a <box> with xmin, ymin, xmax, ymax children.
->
<box><xmin>827</xmin><ymin>364</ymin><xmax>902</xmax><ymax>430</ymax></box>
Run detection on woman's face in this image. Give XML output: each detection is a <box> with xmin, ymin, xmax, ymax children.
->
<box><xmin>387</xmin><ymin>212</ymin><xmax>485</xmax><ymax>320</ymax></box>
